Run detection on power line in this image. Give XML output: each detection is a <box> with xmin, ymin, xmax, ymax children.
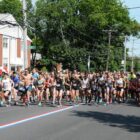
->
<box><xmin>127</xmin><ymin>7</ymin><xmax>140</xmax><ymax>10</ymax></box>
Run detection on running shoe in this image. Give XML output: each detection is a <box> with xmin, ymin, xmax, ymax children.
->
<box><xmin>99</xmin><ymin>99</ymin><xmax>102</xmax><ymax>103</ymax></box>
<box><xmin>38</xmin><ymin>102</ymin><xmax>42</xmax><ymax>106</ymax></box>
<box><xmin>57</xmin><ymin>104</ymin><xmax>62</xmax><ymax>107</ymax></box>
<box><xmin>0</xmin><ymin>101</ymin><xmax>3</xmax><ymax>107</ymax></box>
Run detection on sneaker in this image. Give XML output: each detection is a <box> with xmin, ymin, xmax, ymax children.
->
<box><xmin>99</xmin><ymin>99</ymin><xmax>102</xmax><ymax>103</ymax></box>
<box><xmin>38</xmin><ymin>102</ymin><xmax>42</xmax><ymax>106</ymax></box>
<box><xmin>57</xmin><ymin>104</ymin><xmax>62</xmax><ymax>107</ymax></box>
<box><xmin>103</xmin><ymin>103</ymin><xmax>107</xmax><ymax>106</ymax></box>
<box><xmin>6</xmin><ymin>104</ymin><xmax>10</xmax><ymax>107</ymax></box>
<box><xmin>106</xmin><ymin>102</ymin><xmax>110</xmax><ymax>105</ymax></box>
<box><xmin>0</xmin><ymin>101</ymin><xmax>4</xmax><ymax>106</ymax></box>
<box><xmin>25</xmin><ymin>102</ymin><xmax>29</xmax><ymax>107</ymax></box>
<box><xmin>14</xmin><ymin>101</ymin><xmax>19</xmax><ymax>106</ymax></box>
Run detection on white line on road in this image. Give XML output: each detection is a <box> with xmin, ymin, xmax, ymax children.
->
<box><xmin>0</xmin><ymin>105</ymin><xmax>79</xmax><ymax>129</ymax></box>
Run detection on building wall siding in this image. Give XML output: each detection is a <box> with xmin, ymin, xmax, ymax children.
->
<box><xmin>0</xmin><ymin>34</ymin><xmax>3</xmax><ymax>66</ymax></box>
<box><xmin>17</xmin><ymin>38</ymin><xmax>21</xmax><ymax>58</ymax></box>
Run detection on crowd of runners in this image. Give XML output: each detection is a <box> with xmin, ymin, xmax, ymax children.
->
<box><xmin>0</xmin><ymin>68</ymin><xmax>140</xmax><ymax>107</ymax></box>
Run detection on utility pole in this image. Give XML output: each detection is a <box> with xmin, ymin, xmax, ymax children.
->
<box><xmin>103</xmin><ymin>29</ymin><xmax>117</xmax><ymax>71</ymax></box>
<box><xmin>22</xmin><ymin>0</ymin><xmax>27</xmax><ymax>69</ymax></box>
<box><xmin>87</xmin><ymin>55</ymin><xmax>90</xmax><ymax>72</ymax></box>
<box><xmin>124</xmin><ymin>36</ymin><xmax>127</xmax><ymax>73</ymax></box>
<box><xmin>60</xmin><ymin>24</ymin><xmax>67</xmax><ymax>47</ymax></box>
<box><xmin>131</xmin><ymin>38</ymin><xmax>135</xmax><ymax>72</ymax></box>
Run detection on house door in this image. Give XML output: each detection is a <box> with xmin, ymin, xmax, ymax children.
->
<box><xmin>2</xmin><ymin>37</ymin><xmax>10</xmax><ymax>71</ymax></box>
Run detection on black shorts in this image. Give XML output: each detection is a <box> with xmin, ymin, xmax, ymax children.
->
<box><xmin>91</xmin><ymin>89</ymin><xmax>97</xmax><ymax>94</ymax></box>
<box><xmin>18</xmin><ymin>91</ymin><xmax>26</xmax><ymax>96</ymax></box>
<box><xmin>14</xmin><ymin>86</ymin><xmax>19</xmax><ymax>90</ymax></box>
<box><xmin>116</xmin><ymin>87</ymin><xmax>123</xmax><ymax>91</ymax></box>
<box><xmin>82</xmin><ymin>88</ymin><xmax>89</xmax><ymax>91</ymax></box>
<box><xmin>65</xmin><ymin>86</ymin><xmax>70</xmax><ymax>91</ymax></box>
<box><xmin>72</xmin><ymin>86</ymin><xmax>79</xmax><ymax>90</ymax></box>
<box><xmin>56</xmin><ymin>86</ymin><xmax>63</xmax><ymax>91</ymax></box>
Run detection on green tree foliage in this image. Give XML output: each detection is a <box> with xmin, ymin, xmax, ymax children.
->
<box><xmin>34</xmin><ymin>0</ymin><xmax>140</xmax><ymax>71</ymax></box>
<box><xmin>26</xmin><ymin>0</ymin><xmax>36</xmax><ymax>38</ymax></box>
<box><xmin>1</xmin><ymin>0</ymin><xmax>139</xmax><ymax>71</ymax></box>
<box><xmin>134</xmin><ymin>58</ymin><xmax>140</xmax><ymax>72</ymax></box>
<box><xmin>0</xmin><ymin>0</ymin><xmax>34</xmax><ymax>30</ymax></box>
<box><xmin>0</xmin><ymin>0</ymin><xmax>22</xmax><ymax>23</ymax></box>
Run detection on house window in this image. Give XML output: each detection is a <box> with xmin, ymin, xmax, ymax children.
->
<box><xmin>3</xmin><ymin>58</ymin><xmax>8</xmax><ymax>64</ymax></box>
<box><xmin>3</xmin><ymin>58</ymin><xmax>8</xmax><ymax>68</ymax></box>
<box><xmin>3</xmin><ymin>38</ymin><xmax>8</xmax><ymax>48</ymax></box>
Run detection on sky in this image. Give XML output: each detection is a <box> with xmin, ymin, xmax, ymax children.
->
<box><xmin>32</xmin><ymin>0</ymin><xmax>36</xmax><ymax>5</ymax></box>
<box><xmin>121</xmin><ymin>0</ymin><xmax>140</xmax><ymax>56</ymax></box>
<box><xmin>32</xmin><ymin>0</ymin><xmax>140</xmax><ymax>56</ymax></box>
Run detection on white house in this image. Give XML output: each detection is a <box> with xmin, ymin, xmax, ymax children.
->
<box><xmin>0</xmin><ymin>13</ymin><xmax>31</xmax><ymax>72</ymax></box>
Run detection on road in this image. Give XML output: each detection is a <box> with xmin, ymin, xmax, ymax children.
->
<box><xmin>0</xmin><ymin>101</ymin><xmax>140</xmax><ymax>140</ymax></box>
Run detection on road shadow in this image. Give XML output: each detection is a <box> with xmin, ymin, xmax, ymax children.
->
<box><xmin>72</xmin><ymin>110</ymin><xmax>140</xmax><ymax>133</ymax></box>
<box><xmin>124</xmin><ymin>99</ymin><xmax>139</xmax><ymax>107</ymax></box>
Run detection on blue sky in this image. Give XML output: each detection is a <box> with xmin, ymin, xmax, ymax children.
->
<box><xmin>32</xmin><ymin>0</ymin><xmax>36</xmax><ymax>5</ymax></box>
<box><xmin>122</xmin><ymin>0</ymin><xmax>140</xmax><ymax>22</ymax></box>
<box><xmin>122</xmin><ymin>0</ymin><xmax>140</xmax><ymax>56</ymax></box>
<box><xmin>32</xmin><ymin>0</ymin><xmax>140</xmax><ymax>56</ymax></box>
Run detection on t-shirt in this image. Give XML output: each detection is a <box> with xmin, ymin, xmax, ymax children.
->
<box><xmin>2</xmin><ymin>78</ymin><xmax>12</xmax><ymax>91</ymax></box>
<box><xmin>128</xmin><ymin>74</ymin><xmax>136</xmax><ymax>80</ymax></box>
<box><xmin>11</xmin><ymin>75</ymin><xmax>20</xmax><ymax>85</ymax></box>
<box><xmin>32</xmin><ymin>73</ymin><xmax>39</xmax><ymax>80</ymax></box>
<box><xmin>116</xmin><ymin>79</ymin><xmax>123</xmax><ymax>86</ymax></box>
<box><xmin>81</xmin><ymin>78</ymin><xmax>89</xmax><ymax>89</ymax></box>
<box><xmin>71</xmin><ymin>78</ymin><xmax>80</xmax><ymax>87</ymax></box>
<box><xmin>56</xmin><ymin>77</ymin><xmax>63</xmax><ymax>88</ymax></box>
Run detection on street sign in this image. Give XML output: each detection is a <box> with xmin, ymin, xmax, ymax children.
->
<box><xmin>30</xmin><ymin>45</ymin><xmax>36</xmax><ymax>50</ymax></box>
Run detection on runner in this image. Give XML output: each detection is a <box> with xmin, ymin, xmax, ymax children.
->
<box><xmin>20</xmin><ymin>69</ymin><xmax>33</xmax><ymax>105</ymax></box>
<box><xmin>11</xmin><ymin>71</ymin><xmax>20</xmax><ymax>105</ymax></box>
<box><xmin>71</xmin><ymin>73</ymin><xmax>81</xmax><ymax>104</ymax></box>
<box><xmin>44</xmin><ymin>73</ymin><xmax>51</xmax><ymax>103</ymax></box>
<box><xmin>105</xmin><ymin>73</ymin><xmax>113</xmax><ymax>104</ymax></box>
<box><xmin>49</xmin><ymin>72</ymin><xmax>56</xmax><ymax>106</ymax></box>
<box><xmin>135</xmin><ymin>73</ymin><xmax>140</xmax><ymax>106</ymax></box>
<box><xmin>115</xmin><ymin>74</ymin><xmax>124</xmax><ymax>103</ymax></box>
<box><xmin>64</xmin><ymin>74</ymin><xmax>71</xmax><ymax>102</ymax></box>
<box><xmin>55</xmin><ymin>73</ymin><xmax>64</xmax><ymax>107</ymax></box>
<box><xmin>36</xmin><ymin>74</ymin><xmax>45</xmax><ymax>106</ymax></box>
<box><xmin>97</xmin><ymin>73</ymin><xmax>106</xmax><ymax>104</ymax></box>
<box><xmin>0</xmin><ymin>77</ymin><xmax>4</xmax><ymax>106</ymax></box>
<box><xmin>91</xmin><ymin>75</ymin><xmax>98</xmax><ymax>104</ymax></box>
<box><xmin>81</xmin><ymin>74</ymin><xmax>91</xmax><ymax>104</ymax></box>
<box><xmin>2</xmin><ymin>73</ymin><xmax>13</xmax><ymax>106</ymax></box>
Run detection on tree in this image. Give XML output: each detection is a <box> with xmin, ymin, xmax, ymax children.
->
<box><xmin>0</xmin><ymin>0</ymin><xmax>22</xmax><ymax>24</ymax></box>
<box><xmin>34</xmin><ymin>0</ymin><xmax>140</xmax><ymax>71</ymax></box>
<box><xmin>133</xmin><ymin>57</ymin><xmax>140</xmax><ymax>72</ymax></box>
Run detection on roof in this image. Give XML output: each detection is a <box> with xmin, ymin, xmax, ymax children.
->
<box><xmin>0</xmin><ymin>13</ymin><xmax>31</xmax><ymax>42</ymax></box>
<box><xmin>0</xmin><ymin>13</ymin><xmax>16</xmax><ymax>23</ymax></box>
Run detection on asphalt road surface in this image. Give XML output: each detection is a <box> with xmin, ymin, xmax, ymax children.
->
<box><xmin>0</xmin><ymin>101</ymin><xmax>140</xmax><ymax>140</ymax></box>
